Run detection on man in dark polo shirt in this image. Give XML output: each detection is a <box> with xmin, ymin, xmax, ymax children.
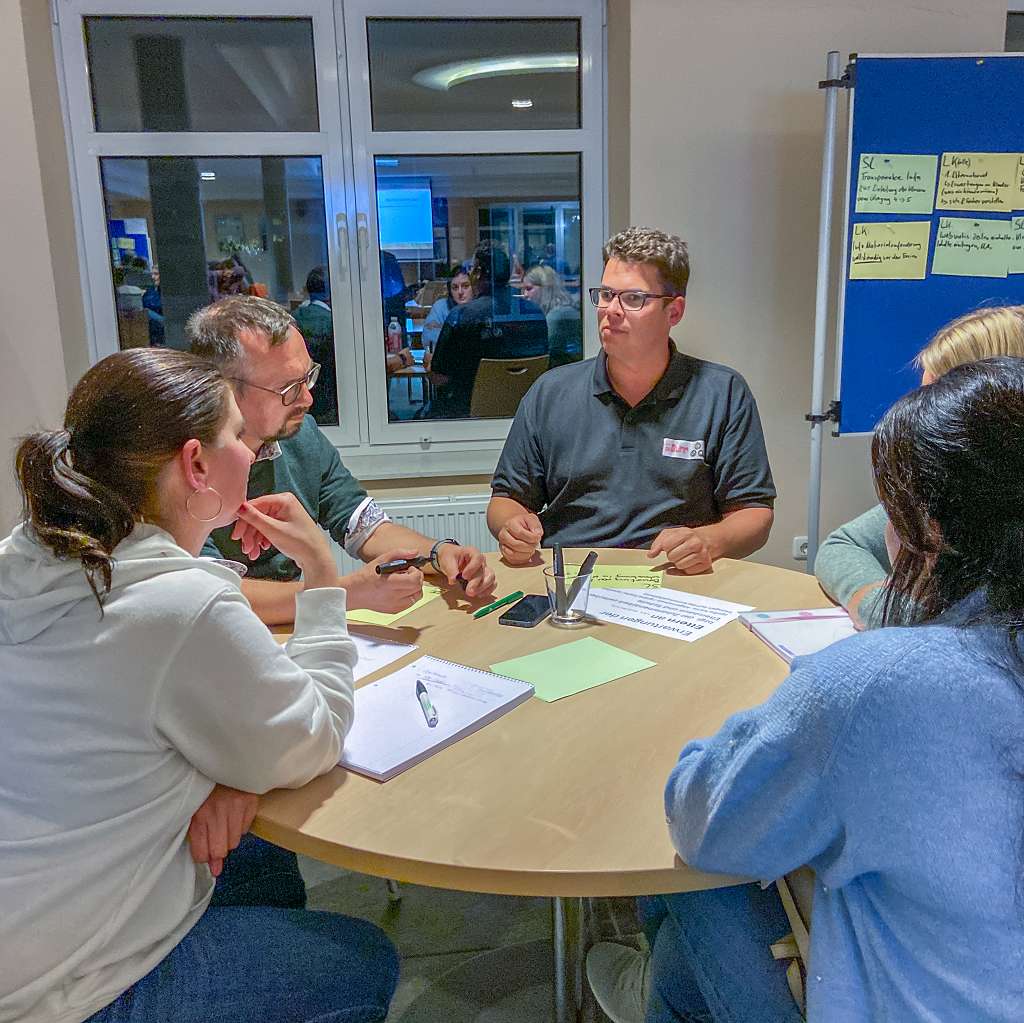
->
<box><xmin>188</xmin><ymin>296</ymin><xmax>496</xmax><ymax>625</ymax></box>
<box><xmin>487</xmin><ymin>226</ymin><xmax>774</xmax><ymax>574</ymax></box>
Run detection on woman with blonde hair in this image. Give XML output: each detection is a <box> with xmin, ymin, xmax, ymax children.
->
<box><xmin>521</xmin><ymin>263</ymin><xmax>583</xmax><ymax>367</ymax></box>
<box><xmin>815</xmin><ymin>304</ymin><xmax>1024</xmax><ymax>628</ymax></box>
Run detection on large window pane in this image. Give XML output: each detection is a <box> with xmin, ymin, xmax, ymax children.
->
<box><xmin>85</xmin><ymin>18</ymin><xmax>319</xmax><ymax>132</ymax></box>
<box><xmin>101</xmin><ymin>155</ymin><xmax>338</xmax><ymax>425</ymax></box>
<box><xmin>367</xmin><ymin>19</ymin><xmax>580</xmax><ymax>131</ymax></box>
<box><xmin>375</xmin><ymin>153</ymin><xmax>583</xmax><ymax>423</ymax></box>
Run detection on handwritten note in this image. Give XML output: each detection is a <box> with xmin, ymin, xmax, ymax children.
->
<box><xmin>854</xmin><ymin>154</ymin><xmax>937</xmax><ymax>214</ymax></box>
<box><xmin>1011</xmin><ymin>216</ymin><xmax>1024</xmax><ymax>275</ymax></box>
<box><xmin>936</xmin><ymin>152</ymin><xmax>1019</xmax><ymax>212</ymax></box>
<box><xmin>848</xmin><ymin>221</ymin><xmax>930</xmax><ymax>280</ymax></box>
<box><xmin>932</xmin><ymin>217</ymin><xmax>1011</xmax><ymax>278</ymax></box>
<box><xmin>1016</xmin><ymin>156</ymin><xmax>1024</xmax><ymax>210</ymax></box>
<box><xmin>566</xmin><ymin>564</ymin><xmax>665</xmax><ymax>589</ymax></box>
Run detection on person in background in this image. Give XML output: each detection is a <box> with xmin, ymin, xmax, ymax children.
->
<box><xmin>188</xmin><ymin>296</ymin><xmax>496</xmax><ymax>625</ymax></box>
<box><xmin>421</xmin><ymin>262</ymin><xmax>474</xmax><ymax>352</ymax></box>
<box><xmin>521</xmin><ymin>264</ymin><xmax>582</xmax><ymax>368</ymax></box>
<box><xmin>816</xmin><ymin>305</ymin><xmax>1024</xmax><ymax>629</ymax></box>
<box><xmin>488</xmin><ymin>226</ymin><xmax>774</xmax><ymax>571</ymax></box>
<box><xmin>633</xmin><ymin>357</ymin><xmax>1024</xmax><ymax>1022</ymax></box>
<box><xmin>0</xmin><ymin>348</ymin><xmax>398</xmax><ymax>1023</ymax></box>
<box><xmin>292</xmin><ymin>265</ymin><xmax>339</xmax><ymax>426</ymax></box>
<box><xmin>429</xmin><ymin>243</ymin><xmax>549</xmax><ymax>418</ymax></box>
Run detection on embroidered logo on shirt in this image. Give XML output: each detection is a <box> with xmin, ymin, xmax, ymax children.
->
<box><xmin>662</xmin><ymin>438</ymin><xmax>705</xmax><ymax>460</ymax></box>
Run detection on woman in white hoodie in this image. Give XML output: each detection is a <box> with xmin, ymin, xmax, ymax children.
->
<box><xmin>0</xmin><ymin>348</ymin><xmax>399</xmax><ymax>1023</ymax></box>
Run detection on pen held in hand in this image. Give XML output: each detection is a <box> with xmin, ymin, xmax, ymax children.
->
<box><xmin>416</xmin><ymin>680</ymin><xmax>438</xmax><ymax>727</ymax></box>
<box><xmin>376</xmin><ymin>556</ymin><xmax>431</xmax><ymax>575</ymax></box>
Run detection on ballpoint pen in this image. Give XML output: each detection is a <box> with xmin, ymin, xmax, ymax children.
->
<box><xmin>552</xmin><ymin>544</ymin><xmax>567</xmax><ymax>617</ymax></box>
<box><xmin>564</xmin><ymin>551</ymin><xmax>598</xmax><ymax>607</ymax></box>
<box><xmin>472</xmin><ymin>590</ymin><xmax>525</xmax><ymax>619</ymax></box>
<box><xmin>416</xmin><ymin>679</ymin><xmax>438</xmax><ymax>727</ymax></box>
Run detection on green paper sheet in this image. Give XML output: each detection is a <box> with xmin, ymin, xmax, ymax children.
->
<box><xmin>932</xmin><ymin>217</ymin><xmax>1011</xmax><ymax>278</ymax></box>
<box><xmin>491</xmin><ymin>637</ymin><xmax>656</xmax><ymax>702</ymax></box>
<box><xmin>1011</xmin><ymin>216</ymin><xmax>1024</xmax><ymax>275</ymax></box>
<box><xmin>347</xmin><ymin>584</ymin><xmax>441</xmax><ymax>626</ymax></box>
<box><xmin>566</xmin><ymin>564</ymin><xmax>665</xmax><ymax>589</ymax></box>
<box><xmin>854</xmin><ymin>153</ymin><xmax>938</xmax><ymax>214</ymax></box>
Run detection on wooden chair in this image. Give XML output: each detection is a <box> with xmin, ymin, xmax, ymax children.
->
<box><xmin>469</xmin><ymin>355</ymin><xmax>549</xmax><ymax>418</ymax></box>
<box><xmin>770</xmin><ymin>867</ymin><xmax>815</xmax><ymax>1018</ymax></box>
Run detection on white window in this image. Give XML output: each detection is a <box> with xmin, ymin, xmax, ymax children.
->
<box><xmin>56</xmin><ymin>0</ymin><xmax>605</xmax><ymax>477</ymax></box>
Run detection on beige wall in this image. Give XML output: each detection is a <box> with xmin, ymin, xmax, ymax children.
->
<box><xmin>1</xmin><ymin>0</ymin><xmax>1012</xmax><ymax>557</ymax></box>
<box><xmin>0</xmin><ymin>1</ymin><xmax>75</xmax><ymax>532</ymax></box>
<box><xmin>626</xmin><ymin>0</ymin><xmax>1007</xmax><ymax>568</ymax></box>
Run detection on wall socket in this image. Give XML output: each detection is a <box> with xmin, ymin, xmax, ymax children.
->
<box><xmin>792</xmin><ymin>536</ymin><xmax>809</xmax><ymax>561</ymax></box>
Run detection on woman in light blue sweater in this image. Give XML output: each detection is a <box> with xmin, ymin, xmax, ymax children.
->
<box><xmin>650</xmin><ymin>358</ymin><xmax>1024</xmax><ymax>1020</ymax></box>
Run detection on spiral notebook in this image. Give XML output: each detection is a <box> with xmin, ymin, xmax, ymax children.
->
<box><xmin>339</xmin><ymin>655</ymin><xmax>534</xmax><ymax>782</ymax></box>
<box><xmin>739</xmin><ymin>608</ymin><xmax>856</xmax><ymax>664</ymax></box>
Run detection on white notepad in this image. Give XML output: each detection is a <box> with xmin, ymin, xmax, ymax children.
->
<box><xmin>339</xmin><ymin>655</ymin><xmax>534</xmax><ymax>782</ymax></box>
<box><xmin>740</xmin><ymin>608</ymin><xmax>857</xmax><ymax>664</ymax></box>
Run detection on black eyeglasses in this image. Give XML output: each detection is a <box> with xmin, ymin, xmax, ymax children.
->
<box><xmin>588</xmin><ymin>287</ymin><xmax>680</xmax><ymax>311</ymax></box>
<box><xmin>231</xmin><ymin>362</ymin><xmax>320</xmax><ymax>406</ymax></box>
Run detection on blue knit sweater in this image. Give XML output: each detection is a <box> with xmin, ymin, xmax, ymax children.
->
<box><xmin>665</xmin><ymin>606</ymin><xmax>1024</xmax><ymax>1021</ymax></box>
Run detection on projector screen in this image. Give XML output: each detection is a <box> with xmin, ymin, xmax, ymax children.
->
<box><xmin>376</xmin><ymin>176</ymin><xmax>434</xmax><ymax>260</ymax></box>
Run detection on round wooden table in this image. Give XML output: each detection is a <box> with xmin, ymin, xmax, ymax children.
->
<box><xmin>255</xmin><ymin>549</ymin><xmax>830</xmax><ymax>1021</ymax></box>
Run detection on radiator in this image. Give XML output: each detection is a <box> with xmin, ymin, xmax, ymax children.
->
<box><xmin>332</xmin><ymin>493</ymin><xmax>496</xmax><ymax>574</ymax></box>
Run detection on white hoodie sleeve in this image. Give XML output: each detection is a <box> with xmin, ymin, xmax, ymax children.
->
<box><xmin>152</xmin><ymin>586</ymin><xmax>356</xmax><ymax>794</ymax></box>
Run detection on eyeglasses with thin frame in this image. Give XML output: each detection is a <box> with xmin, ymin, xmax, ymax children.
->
<box><xmin>588</xmin><ymin>287</ymin><xmax>680</xmax><ymax>312</ymax></box>
<box><xmin>230</xmin><ymin>362</ymin><xmax>320</xmax><ymax>406</ymax></box>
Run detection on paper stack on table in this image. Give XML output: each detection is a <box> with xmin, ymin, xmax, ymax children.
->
<box><xmin>739</xmin><ymin>608</ymin><xmax>857</xmax><ymax>664</ymax></box>
<box><xmin>584</xmin><ymin>587</ymin><xmax>753</xmax><ymax>642</ymax></box>
<box><xmin>349</xmin><ymin>633</ymin><xmax>417</xmax><ymax>681</ymax></box>
<box><xmin>339</xmin><ymin>655</ymin><xmax>533</xmax><ymax>781</ymax></box>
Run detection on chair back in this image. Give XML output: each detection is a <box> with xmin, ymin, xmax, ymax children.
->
<box><xmin>469</xmin><ymin>356</ymin><xmax>549</xmax><ymax>418</ymax></box>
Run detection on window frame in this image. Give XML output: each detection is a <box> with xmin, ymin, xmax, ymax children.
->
<box><xmin>342</xmin><ymin>0</ymin><xmax>605</xmax><ymax>449</ymax></box>
<box><xmin>54</xmin><ymin>0</ymin><xmax>607</xmax><ymax>479</ymax></box>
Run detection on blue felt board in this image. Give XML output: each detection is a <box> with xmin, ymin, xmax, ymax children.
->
<box><xmin>837</xmin><ymin>55</ymin><xmax>1024</xmax><ymax>434</ymax></box>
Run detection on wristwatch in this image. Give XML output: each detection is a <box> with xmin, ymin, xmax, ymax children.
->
<box><xmin>430</xmin><ymin>538</ymin><xmax>459</xmax><ymax>571</ymax></box>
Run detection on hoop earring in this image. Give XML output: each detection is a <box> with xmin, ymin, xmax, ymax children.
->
<box><xmin>186</xmin><ymin>487</ymin><xmax>224</xmax><ymax>523</ymax></box>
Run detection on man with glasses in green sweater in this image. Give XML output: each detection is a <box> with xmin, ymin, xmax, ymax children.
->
<box><xmin>189</xmin><ymin>295</ymin><xmax>496</xmax><ymax>626</ymax></box>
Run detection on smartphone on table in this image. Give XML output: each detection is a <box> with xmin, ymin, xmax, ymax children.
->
<box><xmin>498</xmin><ymin>594</ymin><xmax>551</xmax><ymax>628</ymax></box>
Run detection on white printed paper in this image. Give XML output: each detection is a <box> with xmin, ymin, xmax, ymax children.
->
<box><xmin>349</xmin><ymin>633</ymin><xmax>417</xmax><ymax>681</ymax></box>
<box><xmin>585</xmin><ymin>587</ymin><xmax>753</xmax><ymax>642</ymax></box>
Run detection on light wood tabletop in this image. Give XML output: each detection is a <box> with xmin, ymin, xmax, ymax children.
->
<box><xmin>254</xmin><ymin>549</ymin><xmax>832</xmax><ymax>898</ymax></box>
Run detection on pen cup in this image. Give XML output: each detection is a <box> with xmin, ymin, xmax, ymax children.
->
<box><xmin>543</xmin><ymin>567</ymin><xmax>592</xmax><ymax>627</ymax></box>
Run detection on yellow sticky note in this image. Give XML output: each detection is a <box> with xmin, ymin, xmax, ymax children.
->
<box><xmin>1009</xmin><ymin>216</ymin><xmax>1024</xmax><ymax>275</ymax></box>
<box><xmin>1015</xmin><ymin>156</ymin><xmax>1024</xmax><ymax>211</ymax></box>
<box><xmin>848</xmin><ymin>221</ymin><xmax>930</xmax><ymax>280</ymax></box>
<box><xmin>566</xmin><ymin>564</ymin><xmax>665</xmax><ymax>589</ymax></box>
<box><xmin>347</xmin><ymin>584</ymin><xmax>441</xmax><ymax>626</ymax></box>
<box><xmin>854</xmin><ymin>154</ymin><xmax>937</xmax><ymax>214</ymax></box>
<box><xmin>932</xmin><ymin>217</ymin><xmax>1011</xmax><ymax>278</ymax></box>
<box><xmin>936</xmin><ymin>152</ymin><xmax>1020</xmax><ymax>213</ymax></box>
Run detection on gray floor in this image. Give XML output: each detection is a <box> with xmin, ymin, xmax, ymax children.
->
<box><xmin>299</xmin><ymin>857</ymin><xmax>635</xmax><ymax>1021</ymax></box>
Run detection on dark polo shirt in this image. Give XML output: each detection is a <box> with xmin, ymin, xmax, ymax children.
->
<box><xmin>491</xmin><ymin>342</ymin><xmax>775</xmax><ymax>549</ymax></box>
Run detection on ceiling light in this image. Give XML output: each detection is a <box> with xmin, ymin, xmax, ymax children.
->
<box><xmin>511</xmin><ymin>99</ymin><xmax>533</xmax><ymax>109</ymax></box>
<box><xmin>200</xmin><ymin>171</ymin><xmax>216</xmax><ymax>181</ymax></box>
<box><xmin>375</xmin><ymin>158</ymin><xmax>400</xmax><ymax>167</ymax></box>
<box><xmin>412</xmin><ymin>53</ymin><xmax>578</xmax><ymax>91</ymax></box>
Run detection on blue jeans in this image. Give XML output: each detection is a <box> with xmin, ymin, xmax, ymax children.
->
<box><xmin>640</xmin><ymin>884</ymin><xmax>803</xmax><ymax>1023</ymax></box>
<box><xmin>86</xmin><ymin>835</ymin><xmax>399</xmax><ymax>1023</ymax></box>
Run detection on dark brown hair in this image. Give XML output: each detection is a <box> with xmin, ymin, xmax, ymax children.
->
<box><xmin>873</xmin><ymin>356</ymin><xmax>1024</xmax><ymax>628</ymax></box>
<box><xmin>15</xmin><ymin>348</ymin><xmax>229</xmax><ymax>605</ymax></box>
